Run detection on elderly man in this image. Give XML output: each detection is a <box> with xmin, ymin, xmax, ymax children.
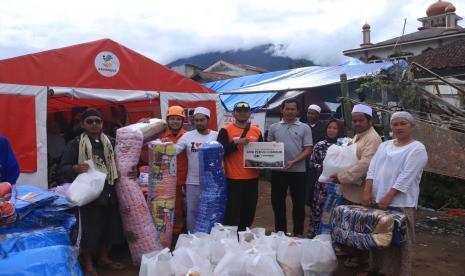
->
<box><xmin>176</xmin><ymin>107</ymin><xmax>218</xmax><ymax>232</ymax></box>
<box><xmin>217</xmin><ymin>102</ymin><xmax>263</xmax><ymax>231</ymax></box>
<box><xmin>332</xmin><ymin>103</ymin><xmax>382</xmax><ymax>268</ymax></box>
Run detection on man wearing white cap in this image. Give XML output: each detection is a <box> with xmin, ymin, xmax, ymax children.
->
<box><xmin>306</xmin><ymin>104</ymin><xmax>327</xmax><ymax>145</ymax></box>
<box><xmin>176</xmin><ymin>106</ymin><xmax>218</xmax><ymax>232</ymax></box>
<box><xmin>306</xmin><ymin>104</ymin><xmax>328</xmax><ymax>205</ymax></box>
<box><xmin>332</xmin><ymin>103</ymin><xmax>382</xmax><ymax>268</ymax></box>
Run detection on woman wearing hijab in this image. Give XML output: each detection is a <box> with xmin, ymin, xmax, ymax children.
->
<box><xmin>361</xmin><ymin>111</ymin><xmax>428</xmax><ymax>276</ymax></box>
<box><xmin>307</xmin><ymin>118</ymin><xmax>345</xmax><ymax>238</ymax></box>
<box><xmin>60</xmin><ymin>108</ymin><xmax>125</xmax><ymax>276</ymax></box>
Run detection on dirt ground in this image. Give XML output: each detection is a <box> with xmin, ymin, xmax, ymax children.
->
<box><xmin>101</xmin><ymin>181</ymin><xmax>465</xmax><ymax>276</ymax></box>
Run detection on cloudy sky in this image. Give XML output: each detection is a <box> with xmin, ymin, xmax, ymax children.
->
<box><xmin>1</xmin><ymin>0</ymin><xmax>464</xmax><ymax>65</ymax></box>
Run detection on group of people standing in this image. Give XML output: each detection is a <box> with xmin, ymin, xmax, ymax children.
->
<box><xmin>55</xmin><ymin>96</ymin><xmax>427</xmax><ymax>276</ymax></box>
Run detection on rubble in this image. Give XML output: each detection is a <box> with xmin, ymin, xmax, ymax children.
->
<box><xmin>415</xmin><ymin>211</ymin><xmax>465</xmax><ymax>237</ymax></box>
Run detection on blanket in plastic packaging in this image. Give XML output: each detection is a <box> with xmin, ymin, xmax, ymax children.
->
<box><xmin>331</xmin><ymin>205</ymin><xmax>407</xmax><ymax>250</ymax></box>
<box><xmin>193</xmin><ymin>142</ymin><xmax>226</xmax><ymax>234</ymax></box>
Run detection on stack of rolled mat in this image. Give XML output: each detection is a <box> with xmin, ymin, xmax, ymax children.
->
<box><xmin>193</xmin><ymin>142</ymin><xmax>227</xmax><ymax>234</ymax></box>
<box><xmin>331</xmin><ymin>205</ymin><xmax>407</xmax><ymax>250</ymax></box>
<box><xmin>148</xmin><ymin>141</ymin><xmax>177</xmax><ymax>248</ymax></box>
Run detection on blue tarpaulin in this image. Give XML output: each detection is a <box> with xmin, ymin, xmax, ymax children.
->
<box><xmin>204</xmin><ymin>69</ymin><xmax>291</xmax><ymax>92</ymax></box>
<box><xmin>205</xmin><ymin>61</ymin><xmax>406</xmax><ymax>111</ymax></box>
<box><xmin>204</xmin><ymin>69</ymin><xmax>291</xmax><ymax>112</ymax></box>
<box><xmin>0</xmin><ymin>245</ymin><xmax>82</xmax><ymax>276</ymax></box>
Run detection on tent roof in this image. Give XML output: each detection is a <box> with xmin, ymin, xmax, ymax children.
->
<box><xmin>0</xmin><ymin>39</ymin><xmax>212</xmax><ymax>93</ymax></box>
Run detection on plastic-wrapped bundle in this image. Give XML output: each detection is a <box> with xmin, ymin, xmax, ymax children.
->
<box><xmin>14</xmin><ymin>206</ymin><xmax>76</xmax><ymax>237</ymax></box>
<box><xmin>115</xmin><ymin>120</ymin><xmax>165</xmax><ymax>264</ymax></box>
<box><xmin>330</xmin><ymin>205</ymin><xmax>407</xmax><ymax>250</ymax></box>
<box><xmin>193</xmin><ymin>142</ymin><xmax>226</xmax><ymax>234</ymax></box>
<box><xmin>148</xmin><ymin>141</ymin><xmax>177</xmax><ymax>248</ymax></box>
<box><xmin>11</xmin><ymin>185</ymin><xmax>58</xmax><ymax>220</ymax></box>
<box><xmin>0</xmin><ymin>227</ymin><xmax>71</xmax><ymax>258</ymax></box>
<box><xmin>0</xmin><ymin>245</ymin><xmax>82</xmax><ymax>276</ymax></box>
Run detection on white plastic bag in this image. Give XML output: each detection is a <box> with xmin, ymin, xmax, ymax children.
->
<box><xmin>301</xmin><ymin>235</ymin><xmax>337</xmax><ymax>276</ymax></box>
<box><xmin>319</xmin><ymin>143</ymin><xmax>358</xmax><ymax>183</ymax></box>
<box><xmin>213</xmin><ymin>247</ymin><xmax>247</xmax><ymax>276</ymax></box>
<box><xmin>171</xmin><ymin>247</ymin><xmax>212</xmax><ymax>276</ymax></box>
<box><xmin>277</xmin><ymin>239</ymin><xmax>304</xmax><ymax>276</ymax></box>
<box><xmin>139</xmin><ymin>248</ymin><xmax>174</xmax><ymax>276</ymax></box>
<box><xmin>210</xmin><ymin>223</ymin><xmax>238</xmax><ymax>241</ymax></box>
<box><xmin>261</xmin><ymin>231</ymin><xmax>288</xmax><ymax>251</ymax></box>
<box><xmin>211</xmin><ymin>238</ymin><xmax>240</xmax><ymax>268</ymax></box>
<box><xmin>238</xmin><ymin>227</ymin><xmax>265</xmax><ymax>245</ymax></box>
<box><xmin>66</xmin><ymin>160</ymin><xmax>106</xmax><ymax>206</ymax></box>
<box><xmin>245</xmin><ymin>248</ymin><xmax>284</xmax><ymax>276</ymax></box>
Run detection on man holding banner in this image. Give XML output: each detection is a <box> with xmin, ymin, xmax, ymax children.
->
<box><xmin>267</xmin><ymin>98</ymin><xmax>313</xmax><ymax>237</ymax></box>
<box><xmin>217</xmin><ymin>102</ymin><xmax>263</xmax><ymax>231</ymax></box>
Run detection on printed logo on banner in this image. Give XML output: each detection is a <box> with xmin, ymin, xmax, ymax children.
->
<box><xmin>95</xmin><ymin>51</ymin><xmax>120</xmax><ymax>77</ymax></box>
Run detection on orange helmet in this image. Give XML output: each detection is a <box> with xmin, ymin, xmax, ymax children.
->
<box><xmin>167</xmin><ymin>106</ymin><xmax>185</xmax><ymax>118</ymax></box>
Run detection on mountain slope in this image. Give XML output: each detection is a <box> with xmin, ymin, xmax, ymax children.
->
<box><xmin>167</xmin><ymin>44</ymin><xmax>314</xmax><ymax>71</ymax></box>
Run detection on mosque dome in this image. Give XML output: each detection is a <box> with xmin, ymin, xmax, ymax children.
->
<box><xmin>426</xmin><ymin>0</ymin><xmax>454</xmax><ymax>16</ymax></box>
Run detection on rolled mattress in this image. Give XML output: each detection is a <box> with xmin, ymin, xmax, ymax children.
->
<box><xmin>148</xmin><ymin>141</ymin><xmax>177</xmax><ymax>248</ymax></box>
<box><xmin>115</xmin><ymin>119</ymin><xmax>165</xmax><ymax>264</ymax></box>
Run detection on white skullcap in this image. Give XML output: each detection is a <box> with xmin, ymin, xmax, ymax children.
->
<box><xmin>193</xmin><ymin>107</ymin><xmax>211</xmax><ymax>118</ymax></box>
<box><xmin>391</xmin><ymin>111</ymin><xmax>415</xmax><ymax>124</ymax></box>
<box><xmin>352</xmin><ymin>104</ymin><xmax>373</xmax><ymax>116</ymax></box>
<box><xmin>308</xmin><ymin>104</ymin><xmax>321</xmax><ymax>113</ymax></box>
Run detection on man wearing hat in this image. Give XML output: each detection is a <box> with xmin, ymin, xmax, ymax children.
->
<box><xmin>331</xmin><ymin>103</ymin><xmax>382</xmax><ymax>268</ymax></box>
<box><xmin>60</xmin><ymin>108</ymin><xmax>125</xmax><ymax>275</ymax></box>
<box><xmin>306</xmin><ymin>104</ymin><xmax>327</xmax><ymax>145</ymax></box>
<box><xmin>306</xmin><ymin>104</ymin><xmax>328</xmax><ymax>205</ymax></box>
<box><xmin>217</xmin><ymin>102</ymin><xmax>263</xmax><ymax>231</ymax></box>
<box><xmin>175</xmin><ymin>107</ymin><xmax>218</xmax><ymax>232</ymax></box>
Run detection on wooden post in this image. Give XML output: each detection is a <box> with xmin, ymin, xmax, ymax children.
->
<box><xmin>381</xmin><ymin>87</ymin><xmax>390</xmax><ymax>139</ymax></box>
<box><xmin>340</xmin><ymin>74</ymin><xmax>353</xmax><ymax>136</ymax></box>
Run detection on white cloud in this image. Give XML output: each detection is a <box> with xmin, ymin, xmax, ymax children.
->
<box><xmin>1</xmin><ymin>0</ymin><xmax>464</xmax><ymax>65</ymax></box>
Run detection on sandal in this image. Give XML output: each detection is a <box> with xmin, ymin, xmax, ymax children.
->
<box><xmin>98</xmin><ymin>260</ymin><xmax>125</xmax><ymax>270</ymax></box>
<box><xmin>344</xmin><ymin>257</ymin><xmax>366</xmax><ymax>268</ymax></box>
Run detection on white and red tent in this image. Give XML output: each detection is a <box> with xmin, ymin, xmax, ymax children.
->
<box><xmin>0</xmin><ymin>39</ymin><xmax>224</xmax><ymax>188</ymax></box>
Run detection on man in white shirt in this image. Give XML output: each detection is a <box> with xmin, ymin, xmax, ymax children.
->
<box><xmin>176</xmin><ymin>107</ymin><xmax>218</xmax><ymax>232</ymax></box>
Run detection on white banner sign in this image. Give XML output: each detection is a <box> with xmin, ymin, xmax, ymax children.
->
<box><xmin>244</xmin><ymin>142</ymin><xmax>284</xmax><ymax>169</ymax></box>
<box><xmin>223</xmin><ymin>112</ymin><xmax>266</xmax><ymax>133</ymax></box>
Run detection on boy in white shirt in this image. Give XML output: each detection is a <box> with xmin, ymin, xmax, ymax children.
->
<box><xmin>176</xmin><ymin>107</ymin><xmax>218</xmax><ymax>232</ymax></box>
